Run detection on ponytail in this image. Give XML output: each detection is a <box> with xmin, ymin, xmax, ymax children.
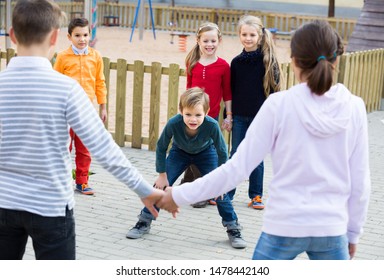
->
<box><xmin>306</xmin><ymin>56</ymin><xmax>336</xmax><ymax>95</ymax></box>
<box><xmin>290</xmin><ymin>20</ymin><xmax>344</xmax><ymax>95</ymax></box>
<box><xmin>185</xmin><ymin>44</ymin><xmax>201</xmax><ymax>75</ymax></box>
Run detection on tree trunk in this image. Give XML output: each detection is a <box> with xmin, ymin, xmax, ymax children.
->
<box><xmin>328</xmin><ymin>0</ymin><xmax>335</xmax><ymax>17</ymax></box>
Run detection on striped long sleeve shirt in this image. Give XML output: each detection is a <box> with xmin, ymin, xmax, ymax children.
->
<box><xmin>0</xmin><ymin>56</ymin><xmax>153</xmax><ymax>217</ymax></box>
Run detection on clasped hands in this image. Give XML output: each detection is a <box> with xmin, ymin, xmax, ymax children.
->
<box><xmin>141</xmin><ymin>176</ymin><xmax>179</xmax><ymax>218</ymax></box>
<box><xmin>144</xmin><ymin>180</ymin><xmax>224</xmax><ymax>219</ymax></box>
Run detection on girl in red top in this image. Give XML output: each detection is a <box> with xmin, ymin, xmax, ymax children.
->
<box><xmin>185</xmin><ymin>22</ymin><xmax>233</xmax><ymax>132</ymax></box>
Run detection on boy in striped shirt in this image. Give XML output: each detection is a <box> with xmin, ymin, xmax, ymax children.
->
<box><xmin>0</xmin><ymin>0</ymin><xmax>163</xmax><ymax>260</ymax></box>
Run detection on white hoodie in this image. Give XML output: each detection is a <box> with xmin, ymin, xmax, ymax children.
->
<box><xmin>173</xmin><ymin>83</ymin><xmax>371</xmax><ymax>244</ymax></box>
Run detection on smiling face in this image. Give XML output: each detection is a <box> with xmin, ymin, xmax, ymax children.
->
<box><xmin>181</xmin><ymin>104</ymin><xmax>206</xmax><ymax>133</ymax></box>
<box><xmin>239</xmin><ymin>24</ymin><xmax>260</xmax><ymax>52</ymax></box>
<box><xmin>67</xmin><ymin>26</ymin><xmax>90</xmax><ymax>50</ymax></box>
<box><xmin>197</xmin><ymin>29</ymin><xmax>220</xmax><ymax>58</ymax></box>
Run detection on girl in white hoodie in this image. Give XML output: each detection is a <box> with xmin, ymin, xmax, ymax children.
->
<box><xmin>158</xmin><ymin>20</ymin><xmax>371</xmax><ymax>260</ymax></box>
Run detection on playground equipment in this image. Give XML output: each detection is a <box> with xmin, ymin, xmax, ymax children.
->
<box><xmin>129</xmin><ymin>0</ymin><xmax>156</xmax><ymax>42</ymax></box>
<box><xmin>169</xmin><ymin>31</ymin><xmax>189</xmax><ymax>52</ymax></box>
<box><xmin>90</xmin><ymin>0</ymin><xmax>97</xmax><ymax>47</ymax></box>
<box><xmin>103</xmin><ymin>0</ymin><xmax>120</xmax><ymax>27</ymax></box>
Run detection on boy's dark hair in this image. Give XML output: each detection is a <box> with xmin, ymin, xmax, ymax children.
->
<box><xmin>68</xmin><ymin>18</ymin><xmax>90</xmax><ymax>35</ymax></box>
<box><xmin>179</xmin><ymin>87</ymin><xmax>210</xmax><ymax>113</ymax></box>
<box><xmin>12</xmin><ymin>0</ymin><xmax>63</xmax><ymax>46</ymax></box>
<box><xmin>290</xmin><ymin>20</ymin><xmax>344</xmax><ymax>95</ymax></box>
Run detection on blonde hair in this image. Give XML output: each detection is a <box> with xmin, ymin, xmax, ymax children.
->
<box><xmin>185</xmin><ymin>22</ymin><xmax>222</xmax><ymax>75</ymax></box>
<box><xmin>237</xmin><ymin>15</ymin><xmax>281</xmax><ymax>96</ymax></box>
<box><xmin>179</xmin><ymin>87</ymin><xmax>210</xmax><ymax>113</ymax></box>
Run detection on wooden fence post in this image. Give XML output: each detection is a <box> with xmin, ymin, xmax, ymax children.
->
<box><xmin>148</xmin><ymin>62</ymin><xmax>162</xmax><ymax>151</ymax></box>
<box><xmin>337</xmin><ymin>52</ymin><xmax>349</xmax><ymax>85</ymax></box>
<box><xmin>102</xmin><ymin>57</ymin><xmax>111</xmax><ymax>129</ymax></box>
<box><xmin>132</xmin><ymin>60</ymin><xmax>144</xmax><ymax>149</ymax></box>
<box><xmin>167</xmin><ymin>63</ymin><xmax>181</xmax><ymax>119</ymax></box>
<box><xmin>115</xmin><ymin>58</ymin><xmax>127</xmax><ymax>147</ymax></box>
<box><xmin>6</xmin><ymin>48</ymin><xmax>15</xmax><ymax>65</ymax></box>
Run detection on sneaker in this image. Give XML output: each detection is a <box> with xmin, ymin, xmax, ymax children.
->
<box><xmin>208</xmin><ymin>199</ymin><xmax>217</xmax><ymax>205</ymax></box>
<box><xmin>248</xmin><ymin>195</ymin><xmax>264</xmax><ymax>210</ymax></box>
<box><xmin>75</xmin><ymin>183</ymin><xmax>94</xmax><ymax>195</ymax></box>
<box><xmin>191</xmin><ymin>200</ymin><xmax>208</xmax><ymax>208</ymax></box>
<box><xmin>126</xmin><ymin>220</ymin><xmax>151</xmax><ymax>239</ymax></box>
<box><xmin>227</xmin><ymin>228</ymin><xmax>247</xmax><ymax>249</ymax></box>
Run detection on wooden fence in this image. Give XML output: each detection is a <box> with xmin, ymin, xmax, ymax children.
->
<box><xmin>5</xmin><ymin>2</ymin><xmax>353</xmax><ymax>43</ymax></box>
<box><xmin>1</xmin><ymin>47</ymin><xmax>383</xmax><ymax>150</ymax></box>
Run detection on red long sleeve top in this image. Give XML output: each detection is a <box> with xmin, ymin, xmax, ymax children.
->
<box><xmin>187</xmin><ymin>57</ymin><xmax>232</xmax><ymax>118</ymax></box>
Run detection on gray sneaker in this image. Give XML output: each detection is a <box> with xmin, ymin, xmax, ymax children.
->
<box><xmin>126</xmin><ymin>220</ymin><xmax>151</xmax><ymax>239</ymax></box>
<box><xmin>226</xmin><ymin>228</ymin><xmax>247</xmax><ymax>249</ymax></box>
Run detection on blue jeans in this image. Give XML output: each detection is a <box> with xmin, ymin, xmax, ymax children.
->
<box><xmin>228</xmin><ymin>115</ymin><xmax>264</xmax><ymax>200</ymax></box>
<box><xmin>140</xmin><ymin>144</ymin><xmax>238</xmax><ymax>225</ymax></box>
<box><xmin>252</xmin><ymin>232</ymin><xmax>349</xmax><ymax>260</ymax></box>
<box><xmin>0</xmin><ymin>207</ymin><xmax>76</xmax><ymax>260</ymax></box>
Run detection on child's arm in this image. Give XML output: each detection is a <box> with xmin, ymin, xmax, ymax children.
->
<box><xmin>212</xmin><ymin>122</ymin><xmax>229</xmax><ymax>167</ymax></box>
<box><xmin>221</xmin><ymin>62</ymin><xmax>232</xmax><ymax>132</ymax></box>
<box><xmin>95</xmin><ymin>51</ymin><xmax>108</xmax><ymax>115</ymax></box>
<box><xmin>186</xmin><ymin>71</ymin><xmax>192</xmax><ymax>89</ymax></box>
<box><xmin>155</xmin><ymin>119</ymin><xmax>174</xmax><ymax>187</ymax></box>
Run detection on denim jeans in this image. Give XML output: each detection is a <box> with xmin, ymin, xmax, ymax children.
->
<box><xmin>252</xmin><ymin>232</ymin><xmax>349</xmax><ymax>260</ymax></box>
<box><xmin>0</xmin><ymin>207</ymin><xmax>76</xmax><ymax>260</ymax></box>
<box><xmin>140</xmin><ymin>144</ymin><xmax>238</xmax><ymax>225</ymax></box>
<box><xmin>228</xmin><ymin>115</ymin><xmax>264</xmax><ymax>200</ymax></box>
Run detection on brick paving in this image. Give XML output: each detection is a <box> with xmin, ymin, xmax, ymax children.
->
<box><xmin>23</xmin><ymin>111</ymin><xmax>384</xmax><ymax>260</ymax></box>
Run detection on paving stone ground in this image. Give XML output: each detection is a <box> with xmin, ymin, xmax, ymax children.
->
<box><xmin>23</xmin><ymin>111</ymin><xmax>384</xmax><ymax>260</ymax></box>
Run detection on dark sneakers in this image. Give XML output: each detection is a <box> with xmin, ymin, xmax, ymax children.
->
<box><xmin>126</xmin><ymin>220</ymin><xmax>151</xmax><ymax>239</ymax></box>
<box><xmin>227</xmin><ymin>228</ymin><xmax>247</xmax><ymax>249</ymax></box>
<box><xmin>226</xmin><ymin>223</ymin><xmax>247</xmax><ymax>249</ymax></box>
<box><xmin>191</xmin><ymin>200</ymin><xmax>208</xmax><ymax>208</ymax></box>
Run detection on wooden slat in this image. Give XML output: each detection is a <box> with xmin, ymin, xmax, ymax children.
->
<box><xmin>148</xmin><ymin>62</ymin><xmax>162</xmax><ymax>151</ymax></box>
<box><xmin>349</xmin><ymin>30</ymin><xmax>384</xmax><ymax>41</ymax></box>
<box><xmin>102</xmin><ymin>57</ymin><xmax>111</xmax><ymax>130</ymax></box>
<box><xmin>115</xmin><ymin>59</ymin><xmax>127</xmax><ymax>147</ymax></box>
<box><xmin>167</xmin><ymin>63</ymin><xmax>181</xmax><ymax>120</ymax></box>
<box><xmin>132</xmin><ymin>60</ymin><xmax>145</xmax><ymax>149</ymax></box>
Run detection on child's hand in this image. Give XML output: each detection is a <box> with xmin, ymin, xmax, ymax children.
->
<box><xmin>154</xmin><ymin>173</ymin><xmax>169</xmax><ymax>190</ymax></box>
<box><xmin>141</xmin><ymin>188</ymin><xmax>164</xmax><ymax>218</ymax></box>
<box><xmin>156</xmin><ymin>187</ymin><xmax>179</xmax><ymax>218</ymax></box>
<box><xmin>221</xmin><ymin>118</ymin><xmax>232</xmax><ymax>132</ymax></box>
<box><xmin>99</xmin><ymin>104</ymin><xmax>107</xmax><ymax>123</ymax></box>
<box><xmin>100</xmin><ymin>108</ymin><xmax>107</xmax><ymax>123</ymax></box>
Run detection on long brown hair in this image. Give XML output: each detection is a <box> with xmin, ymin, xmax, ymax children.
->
<box><xmin>290</xmin><ymin>20</ymin><xmax>344</xmax><ymax>95</ymax></box>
